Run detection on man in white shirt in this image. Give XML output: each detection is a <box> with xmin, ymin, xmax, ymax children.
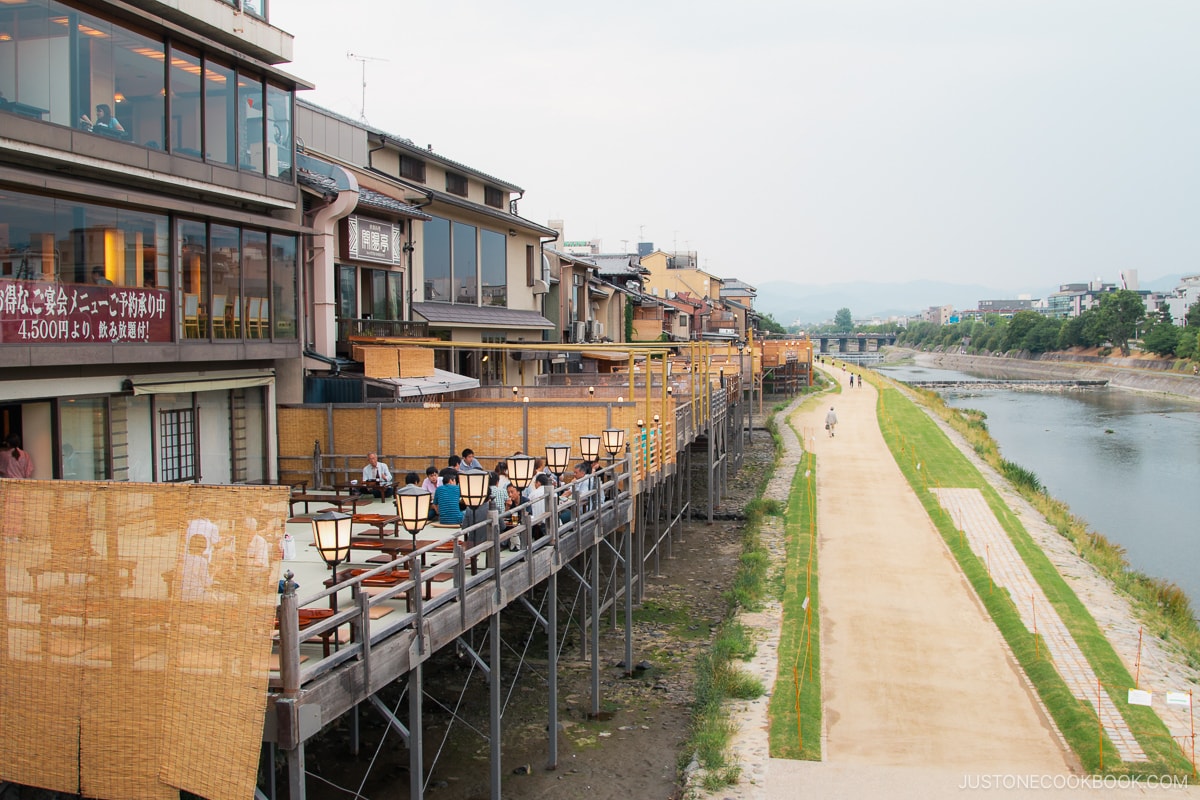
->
<box><xmin>527</xmin><ymin>472</ymin><xmax>553</xmax><ymax>538</ymax></box>
<box><xmin>361</xmin><ymin>452</ymin><xmax>394</xmax><ymax>498</ymax></box>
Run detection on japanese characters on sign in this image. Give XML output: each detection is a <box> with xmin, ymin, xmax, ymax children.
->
<box><xmin>346</xmin><ymin>215</ymin><xmax>402</xmax><ymax>266</ymax></box>
<box><xmin>0</xmin><ymin>279</ymin><xmax>172</xmax><ymax>343</ymax></box>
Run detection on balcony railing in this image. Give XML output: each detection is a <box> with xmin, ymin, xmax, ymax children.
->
<box><xmin>337</xmin><ymin>318</ymin><xmax>429</xmax><ymax>344</ymax></box>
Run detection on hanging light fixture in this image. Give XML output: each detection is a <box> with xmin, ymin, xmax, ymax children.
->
<box><xmin>579</xmin><ymin>434</ymin><xmax>601</xmax><ymax>463</ymax></box>
<box><xmin>602</xmin><ymin>428</ymin><xmax>625</xmax><ymax>458</ymax></box>
<box><xmin>506</xmin><ymin>454</ymin><xmax>537</xmax><ymax>491</ymax></box>
<box><xmin>545</xmin><ymin>443</ymin><xmax>571</xmax><ymax>479</ymax></box>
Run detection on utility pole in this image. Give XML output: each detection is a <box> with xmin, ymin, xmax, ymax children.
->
<box><xmin>346</xmin><ymin>52</ymin><xmax>388</xmax><ymax>122</ymax></box>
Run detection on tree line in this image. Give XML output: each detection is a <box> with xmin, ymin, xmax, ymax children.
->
<box><xmin>895</xmin><ymin>291</ymin><xmax>1200</xmax><ymax>360</ymax></box>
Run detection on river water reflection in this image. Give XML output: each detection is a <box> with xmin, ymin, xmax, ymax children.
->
<box><xmin>876</xmin><ymin>363</ymin><xmax>1200</xmax><ymax>615</ymax></box>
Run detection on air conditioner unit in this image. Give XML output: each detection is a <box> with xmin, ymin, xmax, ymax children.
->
<box><xmin>570</xmin><ymin>321</ymin><xmax>587</xmax><ymax>342</ymax></box>
<box><xmin>587</xmin><ymin>321</ymin><xmax>604</xmax><ymax>340</ymax></box>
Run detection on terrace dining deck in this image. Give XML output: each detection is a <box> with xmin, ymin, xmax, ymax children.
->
<box><xmin>266</xmin><ymin>459</ymin><xmax>636</xmax><ymax>799</ymax></box>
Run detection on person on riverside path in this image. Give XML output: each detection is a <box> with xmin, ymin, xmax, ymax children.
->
<box><xmin>825</xmin><ymin>406</ymin><xmax>838</xmax><ymax>437</ymax></box>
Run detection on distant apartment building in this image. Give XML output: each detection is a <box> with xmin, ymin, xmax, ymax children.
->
<box><xmin>922</xmin><ymin>305</ymin><xmax>955</xmax><ymax>325</ymax></box>
<box><xmin>1046</xmin><ymin>281</ymin><xmax>1116</xmax><ymax>318</ymax></box>
<box><xmin>0</xmin><ymin>0</ymin><xmax>308</xmax><ymax>482</ymax></box>
<box><xmin>1162</xmin><ymin>274</ymin><xmax>1200</xmax><ymax>324</ymax></box>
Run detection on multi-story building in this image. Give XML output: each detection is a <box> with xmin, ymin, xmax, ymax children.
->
<box><xmin>0</xmin><ymin>0</ymin><xmax>307</xmax><ymax>482</ymax></box>
<box><xmin>295</xmin><ymin>101</ymin><xmax>559</xmax><ymax>390</ymax></box>
<box><xmin>921</xmin><ymin>304</ymin><xmax>955</xmax><ymax>325</ymax></box>
<box><xmin>1162</xmin><ymin>274</ymin><xmax>1200</xmax><ymax>324</ymax></box>
<box><xmin>639</xmin><ymin>247</ymin><xmax>723</xmax><ymax>307</ymax></box>
<box><xmin>1045</xmin><ymin>281</ymin><xmax>1115</xmax><ymax>318</ymax></box>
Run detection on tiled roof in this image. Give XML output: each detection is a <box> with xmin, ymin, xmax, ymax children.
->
<box><xmin>411</xmin><ymin>302</ymin><xmax>555</xmax><ymax>329</ymax></box>
<box><xmin>298</xmin><ymin>168</ymin><xmax>431</xmax><ymax>220</ymax></box>
<box><xmin>586</xmin><ymin>254</ymin><xmax>649</xmax><ymax>276</ymax></box>
<box><xmin>721</xmin><ymin>278</ymin><xmax>758</xmax><ymax>294</ymax></box>
<box><xmin>418</xmin><ymin>185</ymin><xmax>559</xmax><ymax>237</ymax></box>
<box><xmin>297</xmin><ymin>168</ymin><xmax>338</xmax><ymax>194</ymax></box>
<box><xmin>357</xmin><ymin>187</ymin><xmax>432</xmax><ymax>220</ymax></box>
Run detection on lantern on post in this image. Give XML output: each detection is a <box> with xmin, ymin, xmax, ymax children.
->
<box><xmin>459</xmin><ymin>469</ymin><xmax>490</xmax><ymax>509</ymax></box>
<box><xmin>506</xmin><ymin>454</ymin><xmax>537</xmax><ymax>491</ymax></box>
<box><xmin>458</xmin><ymin>467</ymin><xmax>492</xmax><ymax>531</ymax></box>
<box><xmin>512</xmin><ymin>386</ymin><xmax>519</xmax><ymax>400</ymax></box>
<box><xmin>579</xmin><ymin>434</ymin><xmax>601</xmax><ymax>464</ymax></box>
<box><xmin>602</xmin><ymin>428</ymin><xmax>626</xmax><ymax>459</ymax></box>
<box><xmin>395</xmin><ymin>484</ymin><xmax>432</xmax><ymax>549</ymax></box>
<box><xmin>545</xmin><ymin>444</ymin><xmax>571</xmax><ymax>480</ymax></box>
<box><xmin>311</xmin><ymin>510</ymin><xmax>353</xmax><ymax>615</ymax></box>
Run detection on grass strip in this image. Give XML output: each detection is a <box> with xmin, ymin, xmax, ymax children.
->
<box><xmin>873</xmin><ymin>377</ymin><xmax>1192</xmax><ymax>776</ymax></box>
<box><xmin>679</xmin><ymin>416</ymin><xmax>783</xmax><ymax>790</ymax></box>
<box><xmin>767</xmin><ymin>448</ymin><xmax>820</xmax><ymax>760</ymax></box>
<box><xmin>914</xmin><ymin>388</ymin><xmax>1200</xmax><ymax>671</ymax></box>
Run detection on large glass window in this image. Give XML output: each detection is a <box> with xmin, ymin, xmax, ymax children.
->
<box><xmin>336</xmin><ymin>265</ymin><xmax>356</xmax><ymax>319</ymax></box>
<box><xmin>237</xmin><ymin>73</ymin><xmax>263</xmax><ymax>174</ymax></box>
<box><xmin>0</xmin><ymin>2</ymin><xmax>292</xmax><ymax>173</ymax></box>
<box><xmin>366</xmin><ymin>268</ymin><xmax>403</xmax><ymax>320</ymax></box>
<box><xmin>178</xmin><ymin>218</ymin><xmax>208</xmax><ymax>340</ymax></box>
<box><xmin>423</xmin><ymin>216</ymin><xmax>450</xmax><ymax>302</ymax></box>
<box><xmin>0</xmin><ymin>1</ymin><xmax>72</xmax><ymax>127</ymax></box>
<box><xmin>60</xmin><ymin>396</ymin><xmax>109</xmax><ymax>480</ymax></box>
<box><xmin>243</xmin><ymin>229</ymin><xmax>268</xmax><ymax>339</ymax></box>
<box><xmin>170</xmin><ymin>45</ymin><xmax>202</xmax><ymax>158</ymax></box>
<box><xmin>110</xmin><ymin>25</ymin><xmax>164</xmax><ymax>148</ymax></box>
<box><xmin>265</xmin><ymin>83</ymin><xmax>292</xmax><ymax>180</ymax></box>
<box><xmin>0</xmin><ymin>191</ymin><xmax>167</xmax><ymax>287</ymax></box>
<box><xmin>452</xmin><ymin>221</ymin><xmax>477</xmax><ymax>304</ymax></box>
<box><xmin>0</xmin><ymin>191</ymin><xmax>296</xmax><ymax>345</ymax></box>
<box><xmin>204</xmin><ymin>59</ymin><xmax>235</xmax><ymax>167</ymax></box>
<box><xmin>210</xmin><ymin>224</ymin><xmax>240</xmax><ymax>338</ymax></box>
<box><xmin>271</xmin><ymin>234</ymin><xmax>296</xmax><ymax>339</ymax></box>
<box><xmin>0</xmin><ymin>188</ymin><xmax>172</xmax><ymax>344</ymax></box>
<box><xmin>480</xmin><ymin>229</ymin><xmax>506</xmax><ymax>307</ymax></box>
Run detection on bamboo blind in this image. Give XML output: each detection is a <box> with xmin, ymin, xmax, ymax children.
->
<box><xmin>0</xmin><ymin>480</ymin><xmax>287</xmax><ymax>800</ymax></box>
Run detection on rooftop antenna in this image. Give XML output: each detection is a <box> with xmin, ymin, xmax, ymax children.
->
<box><xmin>346</xmin><ymin>51</ymin><xmax>388</xmax><ymax>122</ymax></box>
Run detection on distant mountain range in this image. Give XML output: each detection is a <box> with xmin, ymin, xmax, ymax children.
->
<box><xmin>753</xmin><ymin>274</ymin><xmax>1187</xmax><ymax>327</ymax></box>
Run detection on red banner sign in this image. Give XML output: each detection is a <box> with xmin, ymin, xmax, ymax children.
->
<box><xmin>0</xmin><ymin>279</ymin><xmax>172</xmax><ymax>344</ymax></box>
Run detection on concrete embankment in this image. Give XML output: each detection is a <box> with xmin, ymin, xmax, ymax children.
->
<box><xmin>905</xmin><ymin>350</ymin><xmax>1200</xmax><ymax>402</ymax></box>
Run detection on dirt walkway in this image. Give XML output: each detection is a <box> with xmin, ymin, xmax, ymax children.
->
<box><xmin>764</xmin><ymin>367</ymin><xmax>1074</xmax><ymax>796</ymax></box>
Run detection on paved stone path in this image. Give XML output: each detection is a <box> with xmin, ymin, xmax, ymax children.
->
<box><xmin>932</xmin><ymin>487</ymin><xmax>1147</xmax><ymax>762</ymax></box>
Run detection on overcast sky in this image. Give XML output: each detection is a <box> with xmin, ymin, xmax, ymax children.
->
<box><xmin>273</xmin><ymin>0</ymin><xmax>1200</xmax><ymax>292</ymax></box>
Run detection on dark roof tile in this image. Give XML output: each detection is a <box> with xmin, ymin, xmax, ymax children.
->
<box><xmin>412</xmin><ymin>302</ymin><xmax>554</xmax><ymax>329</ymax></box>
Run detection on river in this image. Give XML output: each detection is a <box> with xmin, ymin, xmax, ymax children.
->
<box><xmin>875</xmin><ymin>362</ymin><xmax>1200</xmax><ymax>616</ymax></box>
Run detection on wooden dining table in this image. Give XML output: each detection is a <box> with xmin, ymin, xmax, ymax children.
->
<box><xmin>351</xmin><ymin>513</ymin><xmax>402</xmax><ymax>537</ymax></box>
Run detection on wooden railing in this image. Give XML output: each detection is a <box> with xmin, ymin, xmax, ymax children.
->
<box><xmin>269</xmin><ymin>459</ymin><xmax>633</xmax><ymax>749</ymax></box>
